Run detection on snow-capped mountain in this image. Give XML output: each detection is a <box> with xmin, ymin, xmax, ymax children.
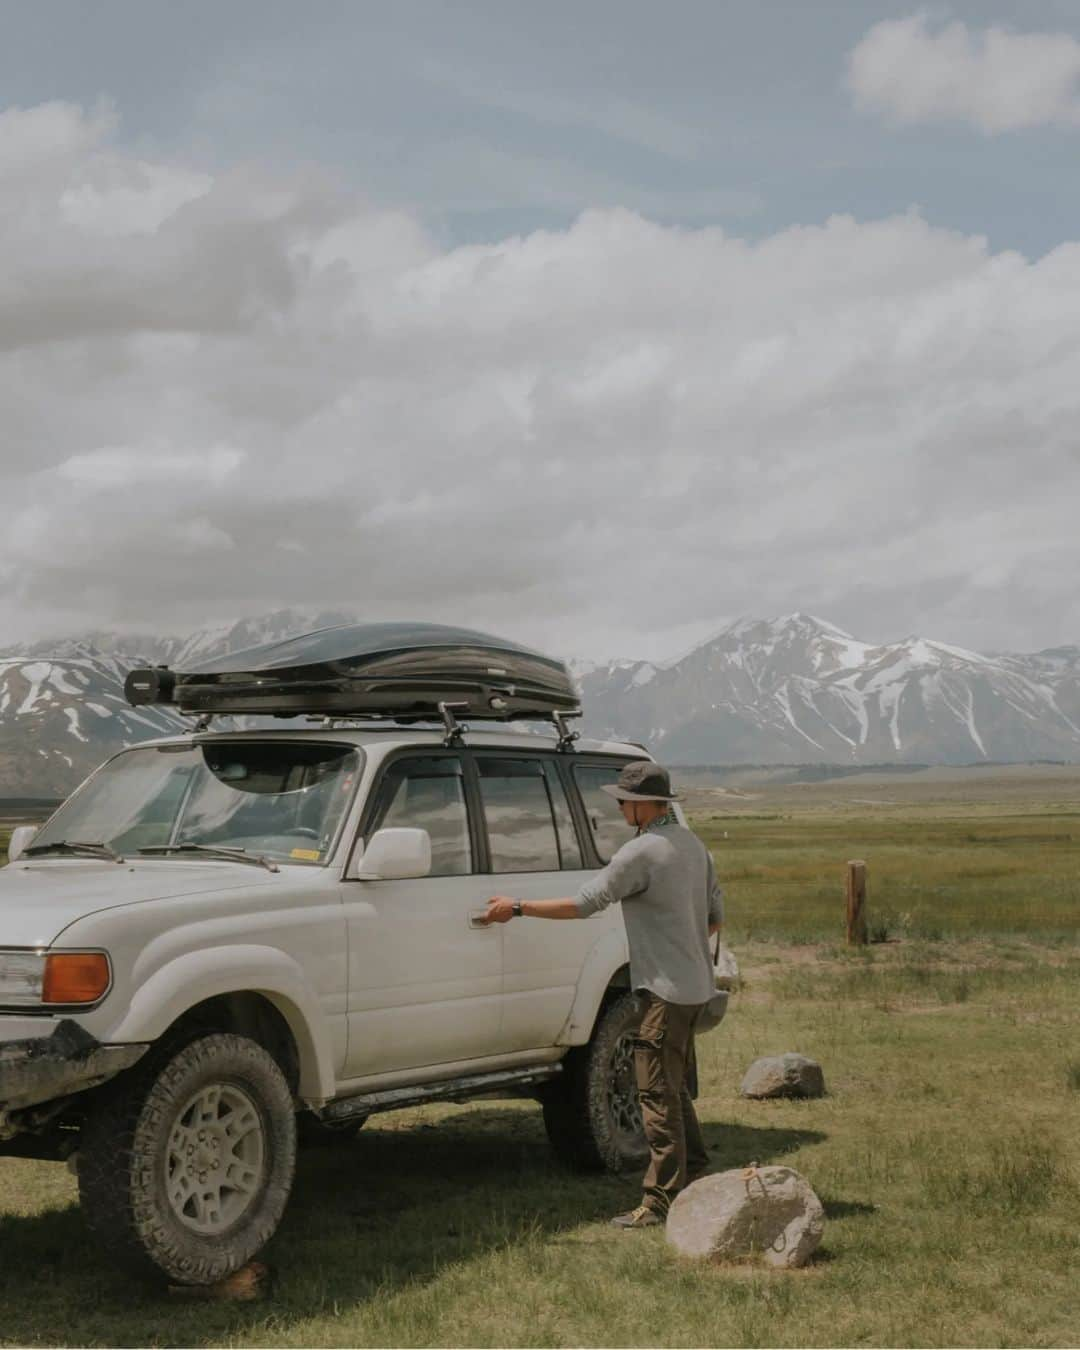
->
<box><xmin>8</xmin><ymin>609</ymin><xmax>357</xmax><ymax>668</ymax></box>
<box><xmin>0</xmin><ymin>610</ymin><xmax>356</xmax><ymax>798</ymax></box>
<box><xmin>2</xmin><ymin>610</ymin><xmax>1079</xmax><ymax>799</ymax></box>
<box><xmin>0</xmin><ymin>652</ymin><xmax>187</xmax><ymax>798</ymax></box>
<box><xmin>579</xmin><ymin>614</ymin><xmax>1080</xmax><ymax>765</ymax></box>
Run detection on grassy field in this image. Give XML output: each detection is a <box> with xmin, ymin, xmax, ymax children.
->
<box><xmin>687</xmin><ymin>763</ymin><xmax>1080</xmax><ymax>942</ymax></box>
<box><xmin>1</xmin><ymin>767</ymin><xmax>1079</xmax><ymax>1347</ymax></box>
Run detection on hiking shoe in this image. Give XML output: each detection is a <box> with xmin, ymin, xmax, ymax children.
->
<box><xmin>610</xmin><ymin>1204</ymin><xmax>663</xmax><ymax>1229</ymax></box>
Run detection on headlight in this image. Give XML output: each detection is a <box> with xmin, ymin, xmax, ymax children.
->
<box><xmin>0</xmin><ymin>952</ymin><xmax>45</xmax><ymax>1006</ymax></box>
<box><xmin>0</xmin><ymin>951</ymin><xmax>111</xmax><ymax>1007</ymax></box>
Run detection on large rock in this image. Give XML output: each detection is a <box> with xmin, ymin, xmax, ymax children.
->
<box><xmin>666</xmin><ymin>1165</ymin><xmax>824</xmax><ymax>1269</ymax></box>
<box><xmin>740</xmin><ymin>1053</ymin><xmax>825</xmax><ymax>1099</ymax></box>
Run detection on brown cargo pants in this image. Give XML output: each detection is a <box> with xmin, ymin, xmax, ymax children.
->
<box><xmin>634</xmin><ymin>991</ymin><xmax>709</xmax><ymax>1215</ymax></box>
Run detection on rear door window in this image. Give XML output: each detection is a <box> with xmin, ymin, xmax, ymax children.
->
<box><xmin>572</xmin><ymin>762</ymin><xmax>638</xmax><ymax>863</ymax></box>
<box><xmin>369</xmin><ymin>754</ymin><xmax>472</xmax><ymax>876</ymax></box>
<box><xmin>476</xmin><ymin>757</ymin><xmax>562</xmax><ymax>873</ymax></box>
<box><xmin>542</xmin><ymin>762</ymin><xmax>584</xmax><ymax>870</ymax></box>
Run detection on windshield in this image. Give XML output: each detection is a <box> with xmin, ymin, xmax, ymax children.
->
<box><xmin>31</xmin><ymin>741</ymin><xmax>362</xmax><ymax>866</ymax></box>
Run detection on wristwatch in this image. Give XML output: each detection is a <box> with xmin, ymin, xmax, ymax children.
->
<box><xmin>512</xmin><ymin>900</ymin><xmax>524</xmax><ymax>918</ymax></box>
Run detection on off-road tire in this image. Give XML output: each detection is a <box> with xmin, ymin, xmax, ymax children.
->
<box><xmin>78</xmin><ymin>1033</ymin><xmax>296</xmax><ymax>1285</ymax></box>
<box><xmin>542</xmin><ymin>991</ymin><xmax>649</xmax><ymax>1173</ymax></box>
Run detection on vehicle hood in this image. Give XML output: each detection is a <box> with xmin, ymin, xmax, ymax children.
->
<box><xmin>0</xmin><ymin>859</ymin><xmax>279</xmax><ymax>948</ymax></box>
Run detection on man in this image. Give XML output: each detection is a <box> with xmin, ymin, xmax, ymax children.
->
<box><xmin>482</xmin><ymin>759</ymin><xmax>723</xmax><ymax>1229</ymax></box>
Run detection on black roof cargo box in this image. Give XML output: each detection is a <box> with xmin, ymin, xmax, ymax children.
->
<box><xmin>124</xmin><ymin>622</ymin><xmax>580</xmax><ymax>722</ymax></box>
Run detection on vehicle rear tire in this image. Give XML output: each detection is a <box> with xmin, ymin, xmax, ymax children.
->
<box><xmin>542</xmin><ymin>991</ymin><xmax>649</xmax><ymax>1174</ymax></box>
<box><xmin>78</xmin><ymin>1033</ymin><xmax>296</xmax><ymax>1285</ymax></box>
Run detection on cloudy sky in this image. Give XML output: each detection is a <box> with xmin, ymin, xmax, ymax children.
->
<box><xmin>1</xmin><ymin>1</ymin><xmax>1078</xmax><ymax>661</ymax></box>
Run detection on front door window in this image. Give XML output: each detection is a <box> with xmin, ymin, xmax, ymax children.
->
<box><xmin>367</xmin><ymin>754</ymin><xmax>472</xmax><ymax>876</ymax></box>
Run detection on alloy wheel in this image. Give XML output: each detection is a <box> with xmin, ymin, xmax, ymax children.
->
<box><xmin>607</xmin><ymin>1030</ymin><xmax>644</xmax><ymax>1147</ymax></box>
<box><xmin>165</xmin><ymin>1082</ymin><xmax>266</xmax><ymax>1235</ymax></box>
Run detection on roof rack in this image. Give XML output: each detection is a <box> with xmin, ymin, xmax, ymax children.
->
<box><xmin>125</xmin><ymin>622</ymin><xmax>583</xmax><ymax>745</ymax></box>
<box><xmin>437</xmin><ymin>701</ymin><xmax>469</xmax><ymax>747</ymax></box>
<box><xmin>552</xmin><ymin>711</ymin><xmax>580</xmax><ymax>754</ymax></box>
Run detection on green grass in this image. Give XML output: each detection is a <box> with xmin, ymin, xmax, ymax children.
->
<box><xmin>694</xmin><ymin>809</ymin><xmax>1080</xmax><ymax>942</ymax></box>
<box><xmin>2</xmin><ymin>939</ymin><xmax>1078</xmax><ymax>1347</ymax></box>
<box><xmin>2</xmin><ymin>784</ymin><xmax>1080</xmax><ymax>1346</ymax></box>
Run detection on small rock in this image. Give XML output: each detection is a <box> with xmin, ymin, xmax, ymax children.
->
<box><xmin>740</xmin><ymin>1053</ymin><xmax>825</xmax><ymax>1099</ymax></box>
<box><xmin>666</xmin><ymin>1165</ymin><xmax>824</xmax><ymax>1269</ymax></box>
<box><xmin>168</xmin><ymin>1261</ymin><xmax>271</xmax><ymax>1301</ymax></box>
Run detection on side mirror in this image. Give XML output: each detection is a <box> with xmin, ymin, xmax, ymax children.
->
<box><xmin>7</xmin><ymin>825</ymin><xmax>38</xmax><ymax>864</ymax></box>
<box><xmin>350</xmin><ymin>827</ymin><xmax>431</xmax><ymax>881</ymax></box>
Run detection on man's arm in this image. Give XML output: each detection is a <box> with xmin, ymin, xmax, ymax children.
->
<box><xmin>481</xmin><ymin>837</ymin><xmax>650</xmax><ymax>925</ymax></box>
<box><xmin>481</xmin><ymin>896</ymin><xmax>580</xmax><ymax>924</ymax></box>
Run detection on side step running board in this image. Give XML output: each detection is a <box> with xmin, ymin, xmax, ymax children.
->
<box><xmin>323</xmin><ymin>1063</ymin><xmax>563</xmax><ymax>1123</ymax></box>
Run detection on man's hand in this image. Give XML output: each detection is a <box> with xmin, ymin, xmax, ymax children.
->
<box><xmin>478</xmin><ymin>895</ymin><xmax>581</xmax><ymax>923</ymax></box>
<box><xmin>480</xmin><ymin>895</ymin><xmax>517</xmax><ymax>925</ymax></box>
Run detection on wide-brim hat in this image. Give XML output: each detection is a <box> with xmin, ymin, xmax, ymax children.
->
<box><xmin>601</xmin><ymin>759</ymin><xmax>678</xmax><ymax>803</ymax></box>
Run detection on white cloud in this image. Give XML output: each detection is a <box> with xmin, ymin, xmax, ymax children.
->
<box><xmin>0</xmin><ymin>100</ymin><xmax>114</xmax><ymax>177</ymax></box>
<box><xmin>848</xmin><ymin>14</ymin><xmax>1080</xmax><ymax>132</ymax></box>
<box><xmin>0</xmin><ymin>101</ymin><xmax>1079</xmax><ymax>660</ymax></box>
<box><xmin>55</xmin><ymin>445</ymin><xmax>246</xmax><ymax>486</ymax></box>
<box><xmin>59</xmin><ymin>160</ymin><xmax>212</xmax><ymax>237</ymax></box>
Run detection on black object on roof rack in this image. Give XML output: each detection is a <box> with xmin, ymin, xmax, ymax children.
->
<box><xmin>124</xmin><ymin>622</ymin><xmax>581</xmax><ymax>723</ymax></box>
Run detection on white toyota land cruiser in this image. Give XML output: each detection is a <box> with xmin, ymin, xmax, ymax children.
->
<box><xmin>0</xmin><ymin>624</ymin><xmax>728</xmax><ymax>1285</ymax></box>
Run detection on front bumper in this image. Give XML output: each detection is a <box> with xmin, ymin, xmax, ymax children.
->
<box><xmin>0</xmin><ymin>1019</ymin><xmax>147</xmax><ymax>1137</ymax></box>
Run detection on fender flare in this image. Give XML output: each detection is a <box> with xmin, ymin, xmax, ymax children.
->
<box><xmin>555</xmin><ymin>927</ymin><xmax>630</xmax><ymax>1046</ymax></box>
<box><xmin>104</xmin><ymin>945</ymin><xmax>335</xmax><ymax>1103</ymax></box>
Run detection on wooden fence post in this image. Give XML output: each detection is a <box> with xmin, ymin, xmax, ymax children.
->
<box><xmin>846</xmin><ymin>860</ymin><xmax>868</xmax><ymax>945</ymax></box>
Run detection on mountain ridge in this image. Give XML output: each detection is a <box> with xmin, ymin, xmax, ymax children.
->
<box><xmin>578</xmin><ymin>613</ymin><xmax>1080</xmax><ymax>766</ymax></box>
<box><xmin>1</xmin><ymin>610</ymin><xmax>1078</xmax><ymax>797</ymax></box>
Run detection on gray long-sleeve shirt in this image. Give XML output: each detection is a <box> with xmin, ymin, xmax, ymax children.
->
<box><xmin>575</xmin><ymin>817</ymin><xmax>723</xmax><ymax>1005</ymax></box>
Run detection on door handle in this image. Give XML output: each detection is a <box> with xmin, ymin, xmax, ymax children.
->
<box><xmin>468</xmin><ymin>910</ymin><xmax>493</xmax><ymax>929</ymax></box>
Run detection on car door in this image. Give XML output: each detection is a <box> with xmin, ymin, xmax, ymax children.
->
<box><xmin>340</xmin><ymin>750</ymin><xmax>502</xmax><ymax>1080</ymax></box>
<box><xmin>477</xmin><ymin>753</ymin><xmax>603</xmax><ymax>1051</ymax></box>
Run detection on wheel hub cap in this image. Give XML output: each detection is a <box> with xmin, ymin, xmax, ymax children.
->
<box><xmin>608</xmin><ymin>1031</ymin><xmax>645</xmax><ymax>1144</ymax></box>
<box><xmin>165</xmin><ymin>1082</ymin><xmax>266</xmax><ymax>1235</ymax></box>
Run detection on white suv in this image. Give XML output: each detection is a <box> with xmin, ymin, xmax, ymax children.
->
<box><xmin>0</xmin><ymin>627</ymin><xmax>728</xmax><ymax>1285</ymax></box>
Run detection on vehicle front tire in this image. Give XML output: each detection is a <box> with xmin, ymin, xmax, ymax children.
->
<box><xmin>542</xmin><ymin>991</ymin><xmax>650</xmax><ymax>1174</ymax></box>
<box><xmin>78</xmin><ymin>1033</ymin><xmax>297</xmax><ymax>1285</ymax></box>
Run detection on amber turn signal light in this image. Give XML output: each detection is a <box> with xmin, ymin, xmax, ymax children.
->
<box><xmin>42</xmin><ymin>952</ymin><xmax>111</xmax><ymax>1004</ymax></box>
